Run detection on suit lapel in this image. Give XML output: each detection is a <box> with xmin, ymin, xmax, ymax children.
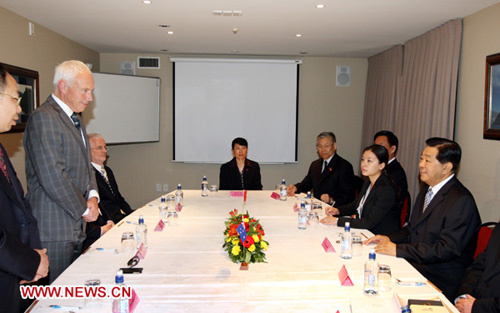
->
<box><xmin>47</xmin><ymin>98</ymin><xmax>87</xmax><ymax>155</ymax></box>
<box><xmin>413</xmin><ymin>177</ymin><xmax>455</xmax><ymax>226</ymax></box>
<box><xmin>318</xmin><ymin>154</ymin><xmax>336</xmax><ymax>184</ymax></box>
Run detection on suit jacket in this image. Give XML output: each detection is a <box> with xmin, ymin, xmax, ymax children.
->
<box><xmin>390</xmin><ymin>176</ymin><xmax>481</xmax><ymax>300</ymax></box>
<box><xmin>24</xmin><ymin>95</ymin><xmax>97</xmax><ymax>244</ymax></box>
<box><xmin>337</xmin><ymin>174</ymin><xmax>400</xmax><ymax>236</ymax></box>
<box><xmin>386</xmin><ymin>159</ymin><xmax>408</xmax><ymax>209</ymax></box>
<box><xmin>295</xmin><ymin>153</ymin><xmax>355</xmax><ymax>206</ymax></box>
<box><xmin>219</xmin><ymin>158</ymin><xmax>262</xmax><ymax>190</ymax></box>
<box><xmin>93</xmin><ymin>166</ymin><xmax>133</xmax><ymax>223</ymax></box>
<box><xmin>0</xmin><ymin>144</ymin><xmax>41</xmax><ymax>313</ymax></box>
<box><xmin>457</xmin><ymin>224</ymin><xmax>500</xmax><ymax>313</ymax></box>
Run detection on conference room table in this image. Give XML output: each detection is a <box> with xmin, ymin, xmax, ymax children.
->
<box><xmin>30</xmin><ymin>190</ymin><xmax>458</xmax><ymax>313</ymax></box>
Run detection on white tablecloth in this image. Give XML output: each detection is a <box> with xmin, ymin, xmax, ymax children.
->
<box><xmin>30</xmin><ymin>190</ymin><xmax>458</xmax><ymax>313</ymax></box>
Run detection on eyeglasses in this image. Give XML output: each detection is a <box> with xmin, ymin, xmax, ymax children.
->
<box><xmin>0</xmin><ymin>90</ymin><xmax>22</xmax><ymax>106</ymax></box>
<box><xmin>91</xmin><ymin>146</ymin><xmax>108</xmax><ymax>151</ymax></box>
<box><xmin>316</xmin><ymin>144</ymin><xmax>333</xmax><ymax>149</ymax></box>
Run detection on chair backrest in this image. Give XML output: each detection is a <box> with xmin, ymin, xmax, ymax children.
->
<box><xmin>474</xmin><ymin>222</ymin><xmax>498</xmax><ymax>259</ymax></box>
<box><xmin>400</xmin><ymin>191</ymin><xmax>411</xmax><ymax>228</ymax></box>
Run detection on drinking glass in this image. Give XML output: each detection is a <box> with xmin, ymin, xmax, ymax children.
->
<box><xmin>121</xmin><ymin>232</ymin><xmax>135</xmax><ymax>253</ymax></box>
<box><xmin>378</xmin><ymin>264</ymin><xmax>392</xmax><ymax>292</ymax></box>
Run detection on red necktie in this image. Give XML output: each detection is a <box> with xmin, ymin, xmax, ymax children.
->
<box><xmin>0</xmin><ymin>149</ymin><xmax>11</xmax><ymax>184</ymax></box>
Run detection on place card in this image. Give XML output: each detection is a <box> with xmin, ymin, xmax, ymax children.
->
<box><xmin>230</xmin><ymin>191</ymin><xmax>244</xmax><ymax>197</ymax></box>
<box><xmin>176</xmin><ymin>203</ymin><xmax>182</xmax><ymax>212</ymax></box>
<box><xmin>129</xmin><ymin>288</ymin><xmax>140</xmax><ymax>313</ymax></box>
<box><xmin>154</xmin><ymin>219</ymin><xmax>165</xmax><ymax>232</ymax></box>
<box><xmin>293</xmin><ymin>203</ymin><xmax>299</xmax><ymax>212</ymax></box>
<box><xmin>136</xmin><ymin>243</ymin><xmax>147</xmax><ymax>259</ymax></box>
<box><xmin>270</xmin><ymin>192</ymin><xmax>280</xmax><ymax>200</ymax></box>
<box><xmin>338</xmin><ymin>265</ymin><xmax>354</xmax><ymax>286</ymax></box>
<box><xmin>321</xmin><ymin>237</ymin><xmax>335</xmax><ymax>252</ymax></box>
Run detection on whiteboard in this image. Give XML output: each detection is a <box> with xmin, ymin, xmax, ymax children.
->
<box><xmin>172</xmin><ymin>58</ymin><xmax>300</xmax><ymax>163</ymax></box>
<box><xmin>83</xmin><ymin>73</ymin><xmax>160</xmax><ymax>144</ymax></box>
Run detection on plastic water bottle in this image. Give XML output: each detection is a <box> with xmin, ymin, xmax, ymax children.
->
<box><xmin>175</xmin><ymin>184</ymin><xmax>183</xmax><ymax>210</ymax></box>
<box><xmin>201</xmin><ymin>176</ymin><xmax>208</xmax><ymax>197</ymax></box>
<box><xmin>136</xmin><ymin>215</ymin><xmax>148</xmax><ymax>249</ymax></box>
<box><xmin>158</xmin><ymin>195</ymin><xmax>167</xmax><ymax>222</ymax></box>
<box><xmin>364</xmin><ymin>248</ymin><xmax>379</xmax><ymax>295</ymax></box>
<box><xmin>305</xmin><ymin>191</ymin><xmax>312</xmax><ymax>211</ymax></box>
<box><xmin>298</xmin><ymin>201</ymin><xmax>307</xmax><ymax>230</ymax></box>
<box><xmin>340</xmin><ymin>222</ymin><xmax>352</xmax><ymax>259</ymax></box>
<box><xmin>280</xmin><ymin>179</ymin><xmax>287</xmax><ymax>201</ymax></box>
<box><xmin>112</xmin><ymin>270</ymin><xmax>129</xmax><ymax>313</ymax></box>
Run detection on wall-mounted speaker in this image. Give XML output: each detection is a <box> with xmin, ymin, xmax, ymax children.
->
<box><xmin>120</xmin><ymin>61</ymin><xmax>136</xmax><ymax>75</ymax></box>
<box><xmin>336</xmin><ymin>65</ymin><xmax>351</xmax><ymax>87</ymax></box>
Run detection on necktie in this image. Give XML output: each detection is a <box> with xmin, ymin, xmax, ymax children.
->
<box><xmin>423</xmin><ymin>188</ymin><xmax>433</xmax><ymax>212</ymax></box>
<box><xmin>101</xmin><ymin>166</ymin><xmax>115</xmax><ymax>196</ymax></box>
<box><xmin>70</xmin><ymin>113</ymin><xmax>81</xmax><ymax>130</ymax></box>
<box><xmin>0</xmin><ymin>149</ymin><xmax>10</xmax><ymax>184</ymax></box>
<box><xmin>322</xmin><ymin>160</ymin><xmax>328</xmax><ymax>173</ymax></box>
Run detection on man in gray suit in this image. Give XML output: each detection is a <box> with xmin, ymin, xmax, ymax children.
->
<box><xmin>24</xmin><ymin>60</ymin><xmax>99</xmax><ymax>283</ymax></box>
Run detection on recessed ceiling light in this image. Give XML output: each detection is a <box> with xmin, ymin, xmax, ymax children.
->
<box><xmin>142</xmin><ymin>0</ymin><xmax>152</xmax><ymax>4</ymax></box>
<box><xmin>316</xmin><ymin>4</ymin><xmax>325</xmax><ymax>9</ymax></box>
<box><xmin>167</xmin><ymin>31</ymin><xmax>174</xmax><ymax>35</ymax></box>
<box><xmin>296</xmin><ymin>34</ymin><xmax>302</xmax><ymax>37</ymax></box>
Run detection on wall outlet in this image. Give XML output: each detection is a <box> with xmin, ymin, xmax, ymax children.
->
<box><xmin>163</xmin><ymin>184</ymin><xmax>169</xmax><ymax>192</ymax></box>
<box><xmin>156</xmin><ymin>183</ymin><xmax>161</xmax><ymax>192</ymax></box>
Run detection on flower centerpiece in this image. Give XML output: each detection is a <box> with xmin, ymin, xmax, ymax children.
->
<box><xmin>223</xmin><ymin>209</ymin><xmax>269</xmax><ymax>265</ymax></box>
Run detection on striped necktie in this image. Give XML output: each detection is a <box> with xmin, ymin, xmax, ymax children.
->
<box><xmin>70</xmin><ymin>113</ymin><xmax>81</xmax><ymax>130</ymax></box>
<box><xmin>100</xmin><ymin>166</ymin><xmax>115</xmax><ymax>196</ymax></box>
<box><xmin>422</xmin><ymin>188</ymin><xmax>433</xmax><ymax>212</ymax></box>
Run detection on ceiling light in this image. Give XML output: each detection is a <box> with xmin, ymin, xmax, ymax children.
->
<box><xmin>295</xmin><ymin>34</ymin><xmax>302</xmax><ymax>37</ymax></box>
<box><xmin>316</xmin><ymin>4</ymin><xmax>325</xmax><ymax>9</ymax></box>
<box><xmin>142</xmin><ymin>0</ymin><xmax>152</xmax><ymax>4</ymax></box>
<box><xmin>167</xmin><ymin>31</ymin><xmax>174</xmax><ymax>35</ymax></box>
<box><xmin>232</xmin><ymin>11</ymin><xmax>243</xmax><ymax>16</ymax></box>
<box><xmin>158</xmin><ymin>24</ymin><xmax>170</xmax><ymax>28</ymax></box>
<box><xmin>212</xmin><ymin>10</ymin><xmax>222</xmax><ymax>16</ymax></box>
<box><xmin>161</xmin><ymin>49</ymin><xmax>169</xmax><ymax>52</ymax></box>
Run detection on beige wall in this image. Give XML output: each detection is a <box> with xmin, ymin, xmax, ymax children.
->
<box><xmin>0</xmin><ymin>6</ymin><xmax>99</xmax><ymax>189</ymax></box>
<box><xmin>456</xmin><ymin>3</ymin><xmax>500</xmax><ymax>223</ymax></box>
<box><xmin>100</xmin><ymin>54</ymin><xmax>367</xmax><ymax>208</ymax></box>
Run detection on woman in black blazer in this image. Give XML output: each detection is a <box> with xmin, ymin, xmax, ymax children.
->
<box><xmin>219</xmin><ymin>137</ymin><xmax>262</xmax><ymax>190</ymax></box>
<box><xmin>320</xmin><ymin>144</ymin><xmax>400</xmax><ymax>236</ymax></box>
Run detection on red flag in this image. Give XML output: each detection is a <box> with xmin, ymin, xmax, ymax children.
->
<box><xmin>244</xmin><ymin>190</ymin><xmax>247</xmax><ymax>202</ymax></box>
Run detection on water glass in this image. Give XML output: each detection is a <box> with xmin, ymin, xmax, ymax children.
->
<box><xmin>121</xmin><ymin>232</ymin><xmax>135</xmax><ymax>253</ymax></box>
<box><xmin>166</xmin><ymin>195</ymin><xmax>176</xmax><ymax>213</ymax></box>
<box><xmin>167</xmin><ymin>211</ymin><xmax>179</xmax><ymax>226</ymax></box>
<box><xmin>308</xmin><ymin>210</ymin><xmax>320</xmax><ymax>226</ymax></box>
<box><xmin>159</xmin><ymin>203</ymin><xmax>167</xmax><ymax>222</ymax></box>
<box><xmin>84</xmin><ymin>279</ymin><xmax>101</xmax><ymax>307</ymax></box>
<box><xmin>352</xmin><ymin>234</ymin><xmax>363</xmax><ymax>256</ymax></box>
<box><xmin>378</xmin><ymin>264</ymin><xmax>392</xmax><ymax>292</ymax></box>
<box><xmin>210</xmin><ymin>185</ymin><xmax>218</xmax><ymax>192</ymax></box>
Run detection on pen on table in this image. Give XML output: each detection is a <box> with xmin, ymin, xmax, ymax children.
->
<box><xmin>360</xmin><ymin>232</ymin><xmax>368</xmax><ymax>239</ymax></box>
<box><xmin>95</xmin><ymin>248</ymin><xmax>119</xmax><ymax>254</ymax></box>
<box><xmin>117</xmin><ymin>221</ymin><xmax>124</xmax><ymax>227</ymax></box>
<box><xmin>126</xmin><ymin>221</ymin><xmax>138</xmax><ymax>225</ymax></box>
<box><xmin>49</xmin><ymin>305</ymin><xmax>82</xmax><ymax>310</ymax></box>
<box><xmin>396</xmin><ymin>279</ymin><xmax>426</xmax><ymax>286</ymax></box>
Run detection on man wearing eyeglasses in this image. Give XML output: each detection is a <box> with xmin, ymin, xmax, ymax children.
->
<box><xmin>0</xmin><ymin>65</ymin><xmax>49</xmax><ymax>312</ymax></box>
<box><xmin>24</xmin><ymin>60</ymin><xmax>99</xmax><ymax>283</ymax></box>
<box><xmin>287</xmin><ymin>131</ymin><xmax>355</xmax><ymax>206</ymax></box>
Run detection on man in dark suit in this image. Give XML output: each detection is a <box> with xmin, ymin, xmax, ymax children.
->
<box><xmin>287</xmin><ymin>131</ymin><xmax>355</xmax><ymax>206</ymax></box>
<box><xmin>374</xmin><ymin>130</ymin><xmax>409</xmax><ymax>223</ymax></box>
<box><xmin>82</xmin><ymin>133</ymin><xmax>133</xmax><ymax>250</ymax></box>
<box><xmin>0</xmin><ymin>65</ymin><xmax>48</xmax><ymax>312</ymax></box>
<box><xmin>366</xmin><ymin>137</ymin><xmax>481</xmax><ymax>301</ymax></box>
<box><xmin>455</xmin><ymin>223</ymin><xmax>500</xmax><ymax>313</ymax></box>
<box><xmin>24</xmin><ymin>60</ymin><xmax>99</xmax><ymax>283</ymax></box>
<box><xmin>374</xmin><ymin>130</ymin><xmax>408</xmax><ymax>195</ymax></box>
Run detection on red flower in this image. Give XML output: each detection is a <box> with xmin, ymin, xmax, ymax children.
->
<box><xmin>228</xmin><ymin>224</ymin><xmax>238</xmax><ymax>236</ymax></box>
<box><xmin>242</xmin><ymin>236</ymin><xmax>255</xmax><ymax>248</ymax></box>
<box><xmin>229</xmin><ymin>209</ymin><xmax>238</xmax><ymax>217</ymax></box>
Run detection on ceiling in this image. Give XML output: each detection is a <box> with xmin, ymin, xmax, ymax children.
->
<box><xmin>0</xmin><ymin>0</ymin><xmax>498</xmax><ymax>58</ymax></box>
